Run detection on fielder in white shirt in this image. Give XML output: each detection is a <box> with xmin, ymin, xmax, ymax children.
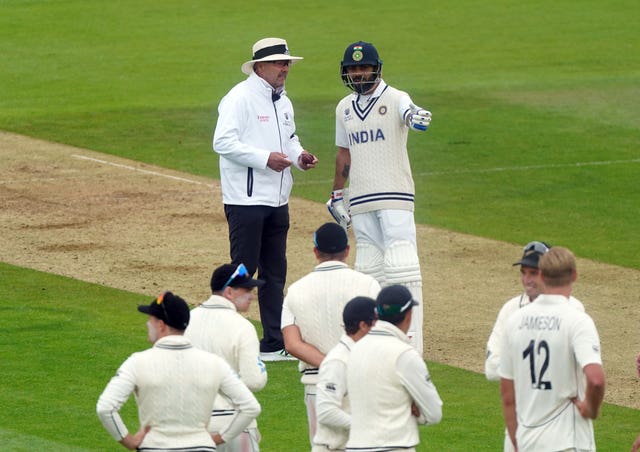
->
<box><xmin>185</xmin><ymin>264</ymin><xmax>268</xmax><ymax>452</ymax></box>
<box><xmin>97</xmin><ymin>292</ymin><xmax>261</xmax><ymax>451</ymax></box>
<box><xmin>500</xmin><ymin>247</ymin><xmax>605</xmax><ymax>452</ymax></box>
<box><xmin>313</xmin><ymin>296</ymin><xmax>377</xmax><ymax>452</ymax></box>
<box><xmin>346</xmin><ymin>285</ymin><xmax>442</xmax><ymax>452</ymax></box>
<box><xmin>485</xmin><ymin>241</ymin><xmax>585</xmax><ymax>452</ymax></box>
<box><xmin>282</xmin><ymin>223</ymin><xmax>381</xmax><ymax>445</ymax></box>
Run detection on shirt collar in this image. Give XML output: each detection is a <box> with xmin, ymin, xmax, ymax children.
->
<box><xmin>356</xmin><ymin>78</ymin><xmax>387</xmax><ymax>103</ymax></box>
<box><xmin>201</xmin><ymin>294</ymin><xmax>238</xmax><ymax>311</ymax></box>
<box><xmin>249</xmin><ymin>71</ymin><xmax>286</xmax><ymax>98</ymax></box>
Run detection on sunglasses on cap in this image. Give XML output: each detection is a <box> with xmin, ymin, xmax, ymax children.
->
<box><xmin>155</xmin><ymin>292</ymin><xmax>170</xmax><ymax>322</ymax></box>
<box><xmin>523</xmin><ymin>241</ymin><xmax>549</xmax><ymax>255</ymax></box>
<box><xmin>221</xmin><ymin>263</ymin><xmax>249</xmax><ymax>291</ymax></box>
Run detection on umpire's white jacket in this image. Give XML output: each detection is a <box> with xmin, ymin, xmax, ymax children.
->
<box><xmin>213</xmin><ymin>71</ymin><xmax>305</xmax><ymax>207</ymax></box>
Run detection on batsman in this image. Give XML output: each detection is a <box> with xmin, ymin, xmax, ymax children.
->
<box><xmin>328</xmin><ymin>41</ymin><xmax>432</xmax><ymax>356</ymax></box>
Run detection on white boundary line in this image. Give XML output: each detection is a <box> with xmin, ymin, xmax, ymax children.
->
<box><xmin>72</xmin><ymin>154</ymin><xmax>639</xmax><ymax>186</ymax></box>
<box><xmin>71</xmin><ymin>154</ymin><xmax>216</xmax><ymax>187</ymax></box>
<box><xmin>296</xmin><ymin>157</ymin><xmax>640</xmax><ymax>185</ymax></box>
<box><xmin>415</xmin><ymin>158</ymin><xmax>640</xmax><ymax>177</ymax></box>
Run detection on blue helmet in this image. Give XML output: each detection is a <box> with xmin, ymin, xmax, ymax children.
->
<box><xmin>340</xmin><ymin>41</ymin><xmax>383</xmax><ymax>94</ymax></box>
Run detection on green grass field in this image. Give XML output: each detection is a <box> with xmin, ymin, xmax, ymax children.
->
<box><xmin>1</xmin><ymin>0</ymin><xmax>639</xmax><ymax>450</ymax></box>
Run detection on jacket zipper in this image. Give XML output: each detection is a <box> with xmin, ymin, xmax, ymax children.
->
<box><xmin>272</xmin><ymin>95</ymin><xmax>284</xmax><ymax>206</ymax></box>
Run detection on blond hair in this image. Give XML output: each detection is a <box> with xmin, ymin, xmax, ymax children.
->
<box><xmin>539</xmin><ymin>246</ymin><xmax>576</xmax><ymax>287</ymax></box>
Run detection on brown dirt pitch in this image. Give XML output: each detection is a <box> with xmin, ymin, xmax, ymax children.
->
<box><xmin>1</xmin><ymin>131</ymin><xmax>638</xmax><ymax>409</ymax></box>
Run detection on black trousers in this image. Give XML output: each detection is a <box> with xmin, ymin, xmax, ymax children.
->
<box><xmin>224</xmin><ymin>203</ymin><xmax>289</xmax><ymax>352</ymax></box>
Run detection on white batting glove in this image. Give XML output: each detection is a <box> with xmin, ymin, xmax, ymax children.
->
<box><xmin>327</xmin><ymin>189</ymin><xmax>351</xmax><ymax>230</ymax></box>
<box><xmin>407</xmin><ymin>102</ymin><xmax>432</xmax><ymax>132</ymax></box>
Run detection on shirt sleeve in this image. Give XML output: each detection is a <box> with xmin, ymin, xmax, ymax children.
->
<box><xmin>485</xmin><ymin>300</ymin><xmax>514</xmax><ymax>381</ymax></box>
<box><xmin>572</xmin><ymin>314</ymin><xmax>602</xmax><ymax>368</ymax></box>
<box><xmin>237</xmin><ymin>323</ymin><xmax>268</xmax><ymax>392</ymax></box>
<box><xmin>280</xmin><ymin>296</ymin><xmax>295</xmax><ymax>328</ymax></box>
<box><xmin>499</xmin><ymin>315</ymin><xmax>515</xmax><ymax>380</ymax></box>
<box><xmin>96</xmin><ymin>355</ymin><xmax>136</xmax><ymax>441</ymax></box>
<box><xmin>315</xmin><ymin>359</ymin><xmax>350</xmax><ymax>430</ymax></box>
<box><xmin>398</xmin><ymin>92</ymin><xmax>413</xmax><ymax>126</ymax></box>
<box><xmin>396</xmin><ymin>349</ymin><xmax>443</xmax><ymax>425</ymax></box>
<box><xmin>213</xmin><ymin>91</ymin><xmax>271</xmax><ymax>169</ymax></box>
<box><xmin>335</xmin><ymin>103</ymin><xmax>349</xmax><ymax>148</ymax></box>
<box><xmin>283</xmin><ymin>99</ymin><xmax>305</xmax><ymax>169</ymax></box>
<box><xmin>218</xmin><ymin>361</ymin><xmax>262</xmax><ymax>442</ymax></box>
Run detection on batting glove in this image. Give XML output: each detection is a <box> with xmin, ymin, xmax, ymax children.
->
<box><xmin>407</xmin><ymin>102</ymin><xmax>432</xmax><ymax>132</ymax></box>
<box><xmin>327</xmin><ymin>189</ymin><xmax>351</xmax><ymax>230</ymax></box>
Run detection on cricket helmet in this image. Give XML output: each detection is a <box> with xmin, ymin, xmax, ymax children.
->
<box><xmin>340</xmin><ymin>41</ymin><xmax>383</xmax><ymax>94</ymax></box>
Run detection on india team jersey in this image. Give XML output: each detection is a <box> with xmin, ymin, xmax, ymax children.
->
<box><xmin>500</xmin><ymin>294</ymin><xmax>602</xmax><ymax>451</ymax></box>
<box><xmin>335</xmin><ymin>81</ymin><xmax>415</xmax><ymax>215</ymax></box>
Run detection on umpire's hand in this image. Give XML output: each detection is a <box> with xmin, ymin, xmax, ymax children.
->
<box><xmin>267</xmin><ymin>152</ymin><xmax>292</xmax><ymax>172</ymax></box>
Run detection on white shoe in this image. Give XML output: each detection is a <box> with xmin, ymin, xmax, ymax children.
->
<box><xmin>260</xmin><ymin>349</ymin><xmax>297</xmax><ymax>362</ymax></box>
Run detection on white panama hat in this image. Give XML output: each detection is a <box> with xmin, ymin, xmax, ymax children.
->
<box><xmin>241</xmin><ymin>37</ymin><xmax>303</xmax><ymax>75</ymax></box>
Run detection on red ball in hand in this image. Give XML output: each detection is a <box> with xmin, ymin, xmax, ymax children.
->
<box><xmin>300</xmin><ymin>153</ymin><xmax>315</xmax><ymax>165</ymax></box>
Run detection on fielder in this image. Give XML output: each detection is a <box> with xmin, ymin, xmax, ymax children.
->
<box><xmin>500</xmin><ymin>247</ymin><xmax>605</xmax><ymax>451</ymax></box>
<box><xmin>185</xmin><ymin>264</ymin><xmax>268</xmax><ymax>452</ymax></box>
<box><xmin>328</xmin><ymin>41</ymin><xmax>432</xmax><ymax>356</ymax></box>
<box><xmin>346</xmin><ymin>285</ymin><xmax>442</xmax><ymax>452</ymax></box>
<box><xmin>313</xmin><ymin>296</ymin><xmax>377</xmax><ymax>452</ymax></box>
<box><xmin>485</xmin><ymin>241</ymin><xmax>585</xmax><ymax>451</ymax></box>
<box><xmin>281</xmin><ymin>222</ymin><xmax>381</xmax><ymax>446</ymax></box>
<box><xmin>97</xmin><ymin>292</ymin><xmax>261</xmax><ymax>451</ymax></box>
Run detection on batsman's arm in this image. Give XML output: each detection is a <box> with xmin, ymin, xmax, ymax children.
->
<box><xmin>332</xmin><ymin>147</ymin><xmax>351</xmax><ymax>190</ymax></box>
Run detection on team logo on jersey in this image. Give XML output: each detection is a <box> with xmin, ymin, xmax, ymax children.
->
<box><xmin>258</xmin><ymin>115</ymin><xmax>269</xmax><ymax>122</ymax></box>
<box><xmin>352</xmin><ymin>45</ymin><xmax>363</xmax><ymax>62</ymax></box>
<box><xmin>343</xmin><ymin>107</ymin><xmax>353</xmax><ymax>122</ymax></box>
<box><xmin>378</xmin><ymin>105</ymin><xmax>387</xmax><ymax>115</ymax></box>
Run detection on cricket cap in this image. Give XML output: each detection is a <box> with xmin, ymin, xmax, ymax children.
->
<box><xmin>513</xmin><ymin>241</ymin><xmax>551</xmax><ymax>268</ymax></box>
<box><xmin>138</xmin><ymin>291</ymin><xmax>190</xmax><ymax>330</ymax></box>
<box><xmin>314</xmin><ymin>222</ymin><xmax>348</xmax><ymax>254</ymax></box>
<box><xmin>376</xmin><ymin>285</ymin><xmax>418</xmax><ymax>319</ymax></box>
<box><xmin>343</xmin><ymin>296</ymin><xmax>377</xmax><ymax>330</ymax></box>
<box><xmin>210</xmin><ymin>263</ymin><xmax>265</xmax><ymax>292</ymax></box>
